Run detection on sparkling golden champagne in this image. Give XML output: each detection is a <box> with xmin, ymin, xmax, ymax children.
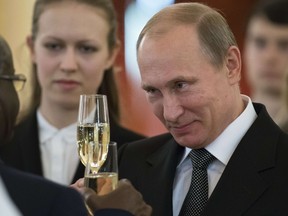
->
<box><xmin>84</xmin><ymin>172</ymin><xmax>118</xmax><ymax>194</ymax></box>
<box><xmin>77</xmin><ymin>123</ymin><xmax>110</xmax><ymax>167</ymax></box>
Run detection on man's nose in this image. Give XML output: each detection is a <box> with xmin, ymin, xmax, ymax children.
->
<box><xmin>163</xmin><ymin>96</ymin><xmax>184</xmax><ymax>122</ymax></box>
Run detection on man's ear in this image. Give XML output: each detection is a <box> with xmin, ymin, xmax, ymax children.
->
<box><xmin>225</xmin><ymin>45</ymin><xmax>241</xmax><ymax>85</ymax></box>
<box><xmin>26</xmin><ymin>35</ymin><xmax>36</xmax><ymax>63</ymax></box>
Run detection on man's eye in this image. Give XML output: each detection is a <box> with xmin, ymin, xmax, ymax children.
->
<box><xmin>254</xmin><ymin>38</ymin><xmax>266</xmax><ymax>49</ymax></box>
<box><xmin>174</xmin><ymin>82</ymin><xmax>187</xmax><ymax>90</ymax></box>
<box><xmin>146</xmin><ymin>88</ymin><xmax>156</xmax><ymax>94</ymax></box>
<box><xmin>176</xmin><ymin>82</ymin><xmax>185</xmax><ymax>88</ymax></box>
<box><xmin>144</xmin><ymin>87</ymin><xmax>160</xmax><ymax>97</ymax></box>
<box><xmin>44</xmin><ymin>43</ymin><xmax>62</xmax><ymax>51</ymax></box>
<box><xmin>278</xmin><ymin>41</ymin><xmax>288</xmax><ymax>52</ymax></box>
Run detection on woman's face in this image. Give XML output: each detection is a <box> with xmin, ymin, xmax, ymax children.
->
<box><xmin>28</xmin><ymin>1</ymin><xmax>118</xmax><ymax>109</ymax></box>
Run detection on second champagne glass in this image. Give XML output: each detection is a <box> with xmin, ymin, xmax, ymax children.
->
<box><xmin>77</xmin><ymin>94</ymin><xmax>110</xmax><ymax>173</ymax></box>
<box><xmin>84</xmin><ymin>141</ymin><xmax>118</xmax><ymax>194</ymax></box>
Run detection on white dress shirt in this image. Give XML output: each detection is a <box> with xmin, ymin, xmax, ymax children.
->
<box><xmin>0</xmin><ymin>176</ymin><xmax>22</xmax><ymax>216</ymax></box>
<box><xmin>37</xmin><ymin>111</ymin><xmax>79</xmax><ymax>185</ymax></box>
<box><xmin>173</xmin><ymin>95</ymin><xmax>257</xmax><ymax>215</ymax></box>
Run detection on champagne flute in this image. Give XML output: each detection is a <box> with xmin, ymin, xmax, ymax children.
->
<box><xmin>77</xmin><ymin>94</ymin><xmax>110</xmax><ymax>173</ymax></box>
<box><xmin>84</xmin><ymin>142</ymin><xmax>118</xmax><ymax>216</ymax></box>
<box><xmin>84</xmin><ymin>141</ymin><xmax>118</xmax><ymax>194</ymax></box>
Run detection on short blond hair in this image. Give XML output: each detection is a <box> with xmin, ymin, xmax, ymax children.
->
<box><xmin>137</xmin><ymin>2</ymin><xmax>237</xmax><ymax>68</ymax></box>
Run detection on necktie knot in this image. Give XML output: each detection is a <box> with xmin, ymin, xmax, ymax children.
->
<box><xmin>189</xmin><ymin>148</ymin><xmax>215</xmax><ymax>171</ymax></box>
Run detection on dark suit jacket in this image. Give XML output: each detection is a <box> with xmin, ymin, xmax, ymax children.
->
<box><xmin>0</xmin><ymin>111</ymin><xmax>145</xmax><ymax>184</ymax></box>
<box><xmin>1</xmin><ymin>162</ymin><xmax>133</xmax><ymax>216</ymax></box>
<box><xmin>0</xmin><ymin>162</ymin><xmax>87</xmax><ymax>216</ymax></box>
<box><xmin>118</xmin><ymin>103</ymin><xmax>288</xmax><ymax>216</ymax></box>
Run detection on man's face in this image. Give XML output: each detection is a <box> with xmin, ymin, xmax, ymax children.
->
<box><xmin>0</xmin><ymin>39</ymin><xmax>19</xmax><ymax>145</ymax></box>
<box><xmin>138</xmin><ymin>25</ymin><xmax>241</xmax><ymax>149</ymax></box>
<box><xmin>244</xmin><ymin>17</ymin><xmax>288</xmax><ymax>97</ymax></box>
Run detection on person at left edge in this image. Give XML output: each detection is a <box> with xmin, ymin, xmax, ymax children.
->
<box><xmin>0</xmin><ymin>34</ymin><xmax>87</xmax><ymax>216</ymax></box>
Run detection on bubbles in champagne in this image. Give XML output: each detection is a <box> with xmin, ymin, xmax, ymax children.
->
<box><xmin>77</xmin><ymin>123</ymin><xmax>110</xmax><ymax>167</ymax></box>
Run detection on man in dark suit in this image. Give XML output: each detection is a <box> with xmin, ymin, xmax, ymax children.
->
<box><xmin>0</xmin><ymin>35</ymin><xmax>151</xmax><ymax>216</ymax></box>
<box><xmin>118</xmin><ymin>2</ymin><xmax>288</xmax><ymax>216</ymax></box>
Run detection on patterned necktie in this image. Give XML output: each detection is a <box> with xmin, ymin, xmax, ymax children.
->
<box><xmin>179</xmin><ymin>148</ymin><xmax>216</xmax><ymax>216</ymax></box>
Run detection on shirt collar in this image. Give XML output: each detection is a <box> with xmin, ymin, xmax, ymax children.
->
<box><xmin>179</xmin><ymin>95</ymin><xmax>257</xmax><ymax>166</ymax></box>
<box><xmin>37</xmin><ymin>110</ymin><xmax>77</xmax><ymax>144</ymax></box>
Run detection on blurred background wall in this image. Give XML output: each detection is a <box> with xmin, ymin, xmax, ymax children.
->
<box><xmin>0</xmin><ymin>0</ymin><xmax>257</xmax><ymax>137</ymax></box>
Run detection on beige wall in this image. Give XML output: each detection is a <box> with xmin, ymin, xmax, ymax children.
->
<box><xmin>0</xmin><ymin>0</ymin><xmax>35</xmax><ymax>120</ymax></box>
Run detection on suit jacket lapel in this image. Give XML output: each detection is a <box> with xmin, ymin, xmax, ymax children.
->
<box><xmin>143</xmin><ymin>138</ymin><xmax>184</xmax><ymax>216</ymax></box>
<box><xmin>17</xmin><ymin>113</ymin><xmax>43</xmax><ymax>175</ymax></box>
<box><xmin>203</xmin><ymin>103</ymin><xmax>278</xmax><ymax>215</ymax></box>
